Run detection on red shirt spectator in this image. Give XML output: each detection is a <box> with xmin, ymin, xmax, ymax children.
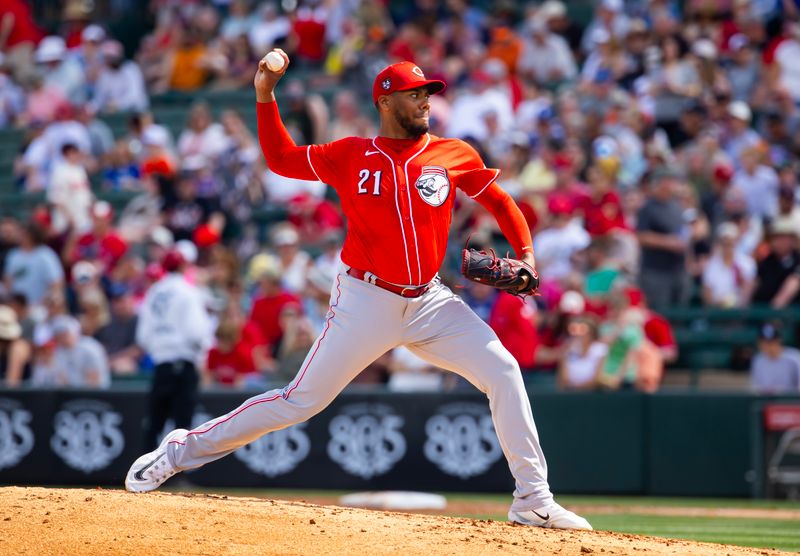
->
<box><xmin>578</xmin><ymin>189</ymin><xmax>626</xmax><ymax>237</ymax></box>
<box><xmin>249</xmin><ymin>285</ymin><xmax>302</xmax><ymax>352</ymax></box>
<box><xmin>489</xmin><ymin>292</ymin><xmax>538</xmax><ymax>370</ymax></box>
<box><xmin>292</xmin><ymin>6</ymin><xmax>327</xmax><ymax>63</ymax></box>
<box><xmin>206</xmin><ymin>341</ymin><xmax>257</xmax><ymax>385</ymax></box>
<box><xmin>70</xmin><ymin>202</ymin><xmax>128</xmax><ymax>272</ymax></box>
<box><xmin>0</xmin><ymin>0</ymin><xmax>45</xmax><ymax>49</ymax></box>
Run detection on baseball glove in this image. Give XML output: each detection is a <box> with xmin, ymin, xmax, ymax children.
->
<box><xmin>461</xmin><ymin>248</ymin><xmax>540</xmax><ymax>296</ymax></box>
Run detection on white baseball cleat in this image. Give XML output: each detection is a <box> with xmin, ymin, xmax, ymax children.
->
<box><xmin>509</xmin><ymin>502</ymin><xmax>593</xmax><ymax>530</ymax></box>
<box><xmin>125</xmin><ymin>429</ymin><xmax>187</xmax><ymax>493</ymax></box>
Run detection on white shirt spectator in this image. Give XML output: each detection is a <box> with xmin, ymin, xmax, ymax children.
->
<box><xmin>447</xmin><ymin>87</ymin><xmax>513</xmax><ymax>142</ymax></box>
<box><xmin>177</xmin><ymin>122</ymin><xmax>228</xmax><ymax>162</ymax></box>
<box><xmin>732</xmin><ymin>165</ymin><xmax>779</xmax><ymax>219</ymax></box>
<box><xmin>263</xmin><ymin>170</ymin><xmax>325</xmax><ymax>204</ymax></box>
<box><xmin>91</xmin><ymin>61</ymin><xmax>149</xmax><ymax>113</ymax></box>
<box><xmin>518</xmin><ymin>31</ymin><xmax>577</xmax><ymax>83</ymax></box>
<box><xmin>248</xmin><ymin>8</ymin><xmax>291</xmax><ymax>53</ymax></box>
<box><xmin>136</xmin><ymin>272</ymin><xmax>214</xmax><ymax>365</ymax></box>
<box><xmin>387</xmin><ymin>347</ymin><xmax>443</xmax><ymax>392</ymax></box>
<box><xmin>701</xmin><ymin>251</ymin><xmax>756</xmax><ymax>307</ymax></box>
<box><xmin>47</xmin><ymin>158</ymin><xmax>93</xmax><ymax>234</ymax></box>
<box><xmin>3</xmin><ymin>246</ymin><xmax>64</xmax><ymax>305</ymax></box>
<box><xmin>562</xmin><ymin>342</ymin><xmax>608</xmax><ymax>388</ymax></box>
<box><xmin>0</xmin><ymin>73</ymin><xmax>25</xmax><ymax>128</ymax></box>
<box><xmin>533</xmin><ymin>222</ymin><xmax>591</xmax><ymax>281</ymax></box>
<box><xmin>751</xmin><ymin>347</ymin><xmax>800</xmax><ymax>393</ymax></box>
<box><xmin>773</xmin><ymin>36</ymin><xmax>800</xmax><ymax>104</ymax></box>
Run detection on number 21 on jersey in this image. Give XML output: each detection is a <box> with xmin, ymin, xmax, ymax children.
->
<box><xmin>357</xmin><ymin>169</ymin><xmax>382</xmax><ymax>196</ymax></box>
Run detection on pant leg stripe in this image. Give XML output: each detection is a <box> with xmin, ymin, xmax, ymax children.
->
<box><xmin>168</xmin><ymin>274</ymin><xmax>344</xmax><ymax>445</ymax></box>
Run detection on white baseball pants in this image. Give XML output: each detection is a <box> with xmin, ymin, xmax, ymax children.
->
<box><xmin>166</xmin><ymin>269</ymin><xmax>554</xmax><ymax>510</ymax></box>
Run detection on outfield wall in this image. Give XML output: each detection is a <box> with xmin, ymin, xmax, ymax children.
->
<box><xmin>0</xmin><ymin>388</ymin><xmax>796</xmax><ymax>497</ymax></box>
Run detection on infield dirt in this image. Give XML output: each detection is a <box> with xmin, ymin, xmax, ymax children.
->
<box><xmin>0</xmin><ymin>487</ymin><xmax>788</xmax><ymax>555</ymax></box>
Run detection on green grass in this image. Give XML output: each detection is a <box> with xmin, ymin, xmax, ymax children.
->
<box><xmin>582</xmin><ymin>515</ymin><xmax>800</xmax><ymax>552</ymax></box>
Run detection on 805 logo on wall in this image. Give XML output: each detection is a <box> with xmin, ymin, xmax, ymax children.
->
<box><xmin>51</xmin><ymin>399</ymin><xmax>124</xmax><ymax>473</ymax></box>
<box><xmin>235</xmin><ymin>423</ymin><xmax>310</xmax><ymax>477</ymax></box>
<box><xmin>424</xmin><ymin>402</ymin><xmax>502</xmax><ymax>479</ymax></box>
<box><xmin>0</xmin><ymin>398</ymin><xmax>34</xmax><ymax>470</ymax></box>
<box><xmin>327</xmin><ymin>403</ymin><xmax>406</xmax><ymax>479</ymax></box>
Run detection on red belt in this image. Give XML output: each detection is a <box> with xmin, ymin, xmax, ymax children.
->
<box><xmin>346</xmin><ymin>268</ymin><xmax>432</xmax><ymax>298</ymax></box>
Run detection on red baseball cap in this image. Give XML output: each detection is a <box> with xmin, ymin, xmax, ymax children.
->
<box><xmin>161</xmin><ymin>249</ymin><xmax>186</xmax><ymax>273</ymax></box>
<box><xmin>372</xmin><ymin>62</ymin><xmax>446</xmax><ymax>104</ymax></box>
<box><xmin>548</xmin><ymin>195</ymin><xmax>574</xmax><ymax>215</ymax></box>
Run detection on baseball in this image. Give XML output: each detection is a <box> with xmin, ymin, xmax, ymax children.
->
<box><xmin>265</xmin><ymin>51</ymin><xmax>285</xmax><ymax>72</ymax></box>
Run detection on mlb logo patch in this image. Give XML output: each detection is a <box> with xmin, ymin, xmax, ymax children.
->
<box><xmin>382</xmin><ymin>78</ymin><xmax>391</xmax><ymax>90</ymax></box>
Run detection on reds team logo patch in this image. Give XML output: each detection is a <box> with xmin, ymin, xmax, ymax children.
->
<box><xmin>415</xmin><ymin>166</ymin><xmax>450</xmax><ymax>207</ymax></box>
<box><xmin>412</xmin><ymin>66</ymin><xmax>425</xmax><ymax>78</ymax></box>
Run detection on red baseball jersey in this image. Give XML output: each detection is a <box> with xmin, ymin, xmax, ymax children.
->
<box><xmin>258</xmin><ymin>101</ymin><xmax>530</xmax><ymax>286</ymax></box>
<box><xmin>307</xmin><ymin>135</ymin><xmax>499</xmax><ymax>285</ymax></box>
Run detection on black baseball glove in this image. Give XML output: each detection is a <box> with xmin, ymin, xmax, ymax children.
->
<box><xmin>461</xmin><ymin>248</ymin><xmax>540</xmax><ymax>297</ymax></box>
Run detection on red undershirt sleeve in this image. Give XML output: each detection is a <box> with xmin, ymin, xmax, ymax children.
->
<box><xmin>256</xmin><ymin>101</ymin><xmax>319</xmax><ymax>181</ymax></box>
<box><xmin>473</xmin><ymin>182</ymin><xmax>534</xmax><ymax>259</ymax></box>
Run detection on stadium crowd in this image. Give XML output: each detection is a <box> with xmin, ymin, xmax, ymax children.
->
<box><xmin>1</xmin><ymin>0</ymin><xmax>800</xmax><ymax>394</ymax></box>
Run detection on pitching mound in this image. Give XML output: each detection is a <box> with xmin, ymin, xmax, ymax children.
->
<box><xmin>0</xmin><ymin>487</ymin><xmax>785</xmax><ymax>555</ymax></box>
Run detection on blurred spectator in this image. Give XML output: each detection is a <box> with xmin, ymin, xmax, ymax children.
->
<box><xmin>35</xmin><ymin>35</ymin><xmax>86</xmax><ymax>105</ymax></box>
<box><xmin>282</xmin><ymin>79</ymin><xmax>329</xmax><ymax>145</ymax></box>
<box><xmin>750</xmin><ymin>321</ymin><xmax>800</xmax><ymax>394</ymax></box>
<box><xmin>636</xmin><ymin>168</ymin><xmax>690</xmax><ymax>309</ymax></box>
<box><xmin>274</xmin><ymin>309</ymin><xmax>315</xmax><ymax>383</ymax></box>
<box><xmin>723</xmin><ymin>101</ymin><xmax>761</xmax><ymax>165</ymax></box>
<box><xmin>140</xmin><ymin>125</ymin><xmax>177</xmax><ymax>178</ymax></box>
<box><xmin>209</xmin><ymin>34</ymin><xmax>257</xmax><ymax>90</ymax></box>
<box><xmin>32</xmin><ymin>314</ymin><xmax>109</xmax><ymax>388</ymax></box>
<box><xmin>163</xmin><ymin>171</ymin><xmax>224</xmax><ymax>242</ymax></box>
<box><xmin>534</xmin><ymin>196</ymin><xmax>590</xmax><ymax>283</ymax></box>
<box><xmin>137</xmin><ymin>249</ymin><xmax>213</xmax><ymax>450</ymax></box>
<box><xmin>204</xmin><ymin>318</ymin><xmax>259</xmax><ymax>388</ymax></box>
<box><xmin>557</xmin><ymin>316</ymin><xmax>606</xmax><ymax>390</ymax></box>
<box><xmin>764</xmin><ymin>21</ymin><xmax>800</xmax><ymax>105</ymax></box>
<box><xmin>178</xmin><ymin>101</ymin><xmax>227</xmax><ymax>162</ymax></box>
<box><xmin>20</xmin><ymin>72</ymin><xmax>68</xmax><ymax>127</ymax></box>
<box><xmin>0</xmin><ymin>54</ymin><xmax>24</xmax><ymax>128</ymax></box>
<box><xmin>166</xmin><ymin>26</ymin><xmax>211</xmax><ymax>92</ymax></box>
<box><xmin>595</xmin><ymin>296</ymin><xmax>650</xmax><ymax>390</ymax></box>
<box><xmin>3</xmin><ymin>221</ymin><xmax>64</xmax><ymax>307</ymax></box>
<box><xmin>725</xmin><ymin>34</ymin><xmax>758</xmax><ymax>103</ymax></box>
<box><xmin>517</xmin><ymin>17</ymin><xmax>577</xmax><ymax>86</ymax></box>
<box><xmin>386</xmin><ymin>347</ymin><xmax>445</xmax><ymax>392</ymax></box>
<box><xmin>47</xmin><ymin>142</ymin><xmax>93</xmax><ymax>234</ymax></box>
<box><xmin>701</xmin><ymin>221</ymin><xmax>756</xmax><ymax>307</ymax></box>
<box><xmin>94</xmin><ymin>284</ymin><xmax>140</xmax><ymax>376</ymax></box>
<box><xmin>291</xmin><ymin>0</ymin><xmax>328</xmax><ymax>65</ymax></box>
<box><xmin>76</xmin><ymin>284</ymin><xmax>109</xmax><ymax>337</ymax></box>
<box><xmin>731</xmin><ymin>146</ymin><xmax>779</xmax><ymax>220</ymax></box>
<box><xmin>248</xmin><ymin>2</ymin><xmax>290</xmax><ymax>54</ymax></box>
<box><xmin>73</xmin><ymin>24</ymin><xmax>106</xmax><ymax>97</ymax></box>
<box><xmin>0</xmin><ymin>1</ymin><xmax>45</xmax><ymax>74</ymax></box>
<box><xmin>67</xmin><ymin>201</ymin><xmax>128</xmax><ymax>274</ymax></box>
<box><xmin>248</xmin><ymin>253</ymin><xmax>302</xmax><ymax>357</ymax></box>
<box><xmin>581</xmin><ymin>0</ymin><xmax>630</xmax><ymax>54</ymax></box>
<box><xmin>7</xmin><ymin>292</ymin><xmax>34</xmax><ymax>343</ymax></box>
<box><xmin>90</xmin><ymin>40</ymin><xmax>148</xmax><ymax>114</ymax></box>
<box><xmin>328</xmin><ymin>89</ymin><xmax>377</xmax><ymax>141</ymax></box>
<box><xmin>488</xmin><ymin>292</ymin><xmax>539</xmax><ymax>373</ymax></box>
<box><xmin>0</xmin><ymin>304</ymin><xmax>31</xmax><ymax>387</ymax></box>
<box><xmin>220</xmin><ymin>0</ymin><xmax>255</xmax><ymax>41</ymax></box>
<box><xmin>272</xmin><ymin>224</ymin><xmax>310</xmax><ymax>294</ymax></box>
<box><xmin>751</xmin><ymin>219</ymin><xmax>800</xmax><ymax>308</ymax></box>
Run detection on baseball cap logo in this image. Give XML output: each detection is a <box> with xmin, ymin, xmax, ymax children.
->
<box><xmin>382</xmin><ymin>78</ymin><xmax>391</xmax><ymax>90</ymax></box>
<box><xmin>412</xmin><ymin>66</ymin><xmax>425</xmax><ymax>78</ymax></box>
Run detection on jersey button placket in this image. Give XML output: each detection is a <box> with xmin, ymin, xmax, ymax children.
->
<box><xmin>397</xmin><ymin>164</ymin><xmax>411</xmax><ymax>220</ymax></box>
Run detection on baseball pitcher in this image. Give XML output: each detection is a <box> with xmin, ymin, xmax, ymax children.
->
<box><xmin>125</xmin><ymin>50</ymin><xmax>591</xmax><ymax>531</ymax></box>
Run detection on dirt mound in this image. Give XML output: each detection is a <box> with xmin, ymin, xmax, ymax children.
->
<box><xmin>0</xmin><ymin>487</ymin><xmax>785</xmax><ymax>555</ymax></box>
